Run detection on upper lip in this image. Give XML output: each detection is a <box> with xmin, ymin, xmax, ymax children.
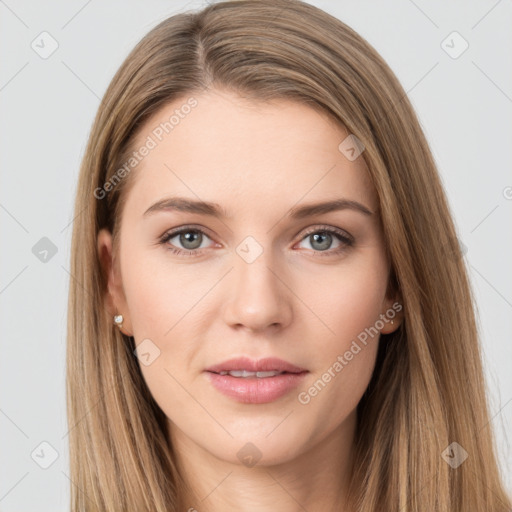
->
<box><xmin>205</xmin><ymin>357</ymin><xmax>307</xmax><ymax>374</ymax></box>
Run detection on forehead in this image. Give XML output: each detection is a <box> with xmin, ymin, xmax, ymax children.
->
<box><xmin>124</xmin><ymin>88</ymin><xmax>378</xmax><ymax>218</ymax></box>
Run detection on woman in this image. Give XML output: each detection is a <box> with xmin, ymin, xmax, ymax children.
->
<box><xmin>66</xmin><ymin>0</ymin><xmax>512</xmax><ymax>510</ymax></box>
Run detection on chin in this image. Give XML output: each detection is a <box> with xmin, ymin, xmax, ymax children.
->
<box><xmin>211</xmin><ymin>422</ymin><xmax>310</xmax><ymax>466</ymax></box>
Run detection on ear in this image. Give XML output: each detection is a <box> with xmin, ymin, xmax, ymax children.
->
<box><xmin>97</xmin><ymin>228</ymin><xmax>133</xmax><ymax>336</ymax></box>
<box><xmin>379</xmin><ymin>290</ymin><xmax>404</xmax><ymax>335</ymax></box>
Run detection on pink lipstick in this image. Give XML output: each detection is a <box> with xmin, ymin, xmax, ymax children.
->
<box><xmin>204</xmin><ymin>357</ymin><xmax>308</xmax><ymax>404</ymax></box>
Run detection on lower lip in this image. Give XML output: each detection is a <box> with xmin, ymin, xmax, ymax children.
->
<box><xmin>205</xmin><ymin>371</ymin><xmax>308</xmax><ymax>404</ymax></box>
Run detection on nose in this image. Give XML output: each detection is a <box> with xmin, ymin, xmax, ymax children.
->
<box><xmin>222</xmin><ymin>247</ymin><xmax>293</xmax><ymax>334</ymax></box>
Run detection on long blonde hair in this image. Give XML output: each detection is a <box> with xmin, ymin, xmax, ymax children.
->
<box><xmin>66</xmin><ymin>0</ymin><xmax>511</xmax><ymax>509</ymax></box>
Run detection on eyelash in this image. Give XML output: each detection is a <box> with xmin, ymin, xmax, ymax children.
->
<box><xmin>158</xmin><ymin>224</ymin><xmax>354</xmax><ymax>258</ymax></box>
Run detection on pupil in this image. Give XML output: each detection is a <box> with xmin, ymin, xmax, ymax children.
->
<box><xmin>181</xmin><ymin>231</ymin><xmax>202</xmax><ymax>250</ymax></box>
<box><xmin>311</xmin><ymin>232</ymin><xmax>331</xmax><ymax>251</ymax></box>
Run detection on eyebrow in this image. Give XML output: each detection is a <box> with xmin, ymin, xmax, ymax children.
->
<box><xmin>143</xmin><ymin>196</ymin><xmax>373</xmax><ymax>219</ymax></box>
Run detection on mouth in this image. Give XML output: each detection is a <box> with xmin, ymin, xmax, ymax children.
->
<box><xmin>205</xmin><ymin>356</ymin><xmax>307</xmax><ymax>375</ymax></box>
<box><xmin>213</xmin><ymin>370</ymin><xmax>297</xmax><ymax>378</ymax></box>
<box><xmin>204</xmin><ymin>357</ymin><xmax>308</xmax><ymax>404</ymax></box>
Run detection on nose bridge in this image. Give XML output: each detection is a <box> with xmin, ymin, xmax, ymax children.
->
<box><xmin>222</xmin><ymin>234</ymin><xmax>292</xmax><ymax>331</ymax></box>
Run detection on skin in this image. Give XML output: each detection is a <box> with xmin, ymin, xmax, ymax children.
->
<box><xmin>97</xmin><ymin>88</ymin><xmax>403</xmax><ymax>511</ymax></box>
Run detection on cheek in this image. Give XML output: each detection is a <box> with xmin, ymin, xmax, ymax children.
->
<box><xmin>300</xmin><ymin>252</ymin><xmax>389</xmax><ymax>347</ymax></box>
<box><xmin>292</xmin><ymin>253</ymin><xmax>387</xmax><ymax>418</ymax></box>
<box><xmin>121</xmin><ymin>246</ymin><xmax>210</xmax><ymax>339</ymax></box>
<box><xmin>120</xmin><ymin>251</ymin><xmax>204</xmax><ymax>417</ymax></box>
<box><xmin>120</xmin><ymin>248</ymin><xmax>210</xmax><ymax>404</ymax></box>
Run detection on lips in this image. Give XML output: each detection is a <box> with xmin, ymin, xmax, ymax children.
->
<box><xmin>205</xmin><ymin>356</ymin><xmax>307</xmax><ymax>375</ymax></box>
<box><xmin>204</xmin><ymin>357</ymin><xmax>308</xmax><ymax>404</ymax></box>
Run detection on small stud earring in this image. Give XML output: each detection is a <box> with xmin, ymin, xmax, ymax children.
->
<box><xmin>113</xmin><ymin>314</ymin><xmax>124</xmax><ymax>329</ymax></box>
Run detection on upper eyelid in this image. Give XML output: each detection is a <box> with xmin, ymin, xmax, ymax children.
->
<box><xmin>300</xmin><ymin>224</ymin><xmax>352</xmax><ymax>239</ymax></box>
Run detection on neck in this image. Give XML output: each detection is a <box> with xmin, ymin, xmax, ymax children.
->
<box><xmin>169</xmin><ymin>411</ymin><xmax>357</xmax><ymax>512</ymax></box>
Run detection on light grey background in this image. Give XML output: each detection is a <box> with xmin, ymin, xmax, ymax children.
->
<box><xmin>1</xmin><ymin>0</ymin><xmax>511</xmax><ymax>510</ymax></box>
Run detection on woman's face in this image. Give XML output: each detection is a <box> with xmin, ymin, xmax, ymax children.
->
<box><xmin>98</xmin><ymin>88</ymin><xmax>401</xmax><ymax>467</ymax></box>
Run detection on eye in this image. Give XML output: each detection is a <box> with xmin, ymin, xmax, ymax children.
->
<box><xmin>295</xmin><ymin>226</ymin><xmax>354</xmax><ymax>256</ymax></box>
<box><xmin>159</xmin><ymin>226</ymin><xmax>215</xmax><ymax>256</ymax></box>
<box><xmin>158</xmin><ymin>224</ymin><xmax>354</xmax><ymax>258</ymax></box>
